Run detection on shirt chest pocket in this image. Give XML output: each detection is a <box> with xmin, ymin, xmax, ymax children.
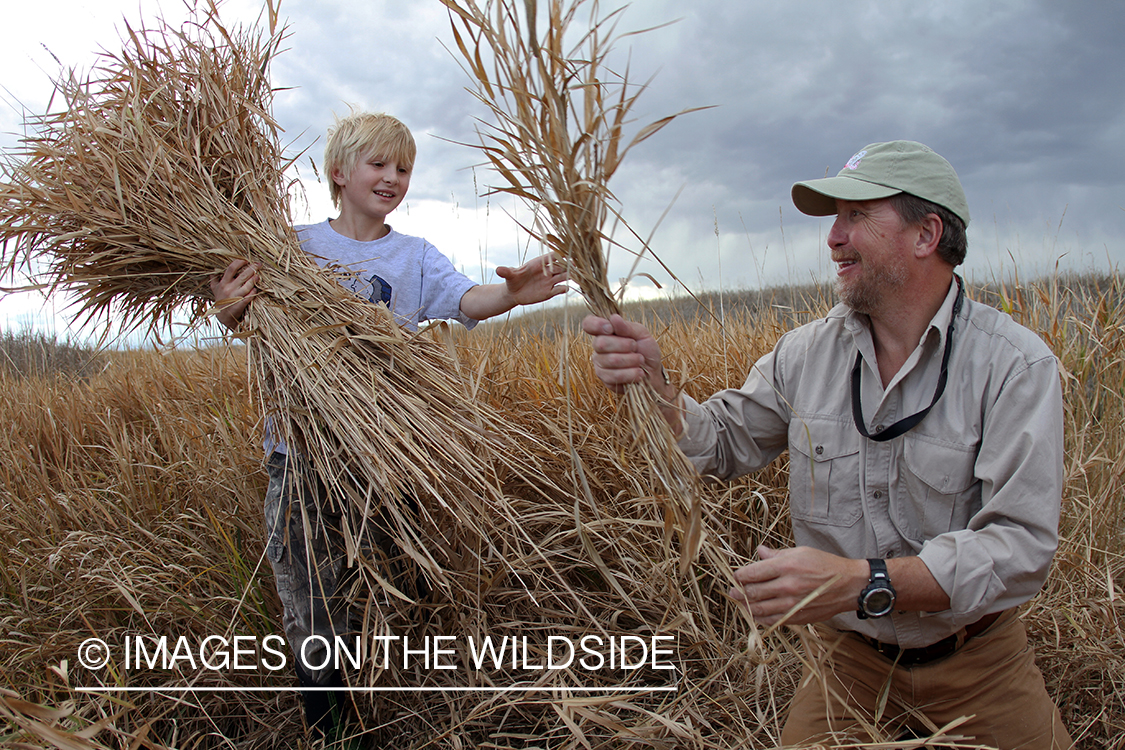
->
<box><xmin>893</xmin><ymin>438</ymin><xmax>979</xmax><ymax>542</ymax></box>
<box><xmin>788</xmin><ymin>419</ymin><xmax>862</xmax><ymax>527</ymax></box>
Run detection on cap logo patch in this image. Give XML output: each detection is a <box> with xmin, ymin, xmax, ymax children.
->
<box><xmin>845</xmin><ymin>150</ymin><xmax>867</xmax><ymax>170</ymax></box>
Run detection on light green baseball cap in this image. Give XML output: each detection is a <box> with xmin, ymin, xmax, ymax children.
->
<box><xmin>791</xmin><ymin>140</ymin><xmax>970</xmax><ymax>227</ymax></box>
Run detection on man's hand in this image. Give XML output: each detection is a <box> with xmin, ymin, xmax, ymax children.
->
<box><xmin>730</xmin><ymin>546</ymin><xmax>953</xmax><ymax>626</ymax></box>
<box><xmin>582</xmin><ymin>314</ymin><xmax>668</xmax><ymax>395</ymax></box>
<box><xmin>495</xmin><ymin>252</ymin><xmax>569</xmax><ymax>306</ymax></box>
<box><xmin>210</xmin><ymin>258</ymin><xmax>260</xmax><ymax>330</ymax></box>
<box><xmin>581</xmin><ymin>313</ymin><xmax>684</xmax><ymax>434</ymax></box>
<box><xmin>729</xmin><ymin>545</ymin><xmax>869</xmax><ymax>626</ymax></box>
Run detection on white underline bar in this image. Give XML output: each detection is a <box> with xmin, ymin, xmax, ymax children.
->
<box><xmin>77</xmin><ymin>686</ymin><xmax>679</xmax><ymax>694</ymax></box>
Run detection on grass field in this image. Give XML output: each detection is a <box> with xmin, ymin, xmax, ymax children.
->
<box><xmin>0</xmin><ymin>272</ymin><xmax>1122</xmax><ymax>749</ymax></box>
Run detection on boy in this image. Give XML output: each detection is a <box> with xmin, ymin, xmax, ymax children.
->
<box><xmin>211</xmin><ymin>111</ymin><xmax>567</xmax><ymax>739</ymax></box>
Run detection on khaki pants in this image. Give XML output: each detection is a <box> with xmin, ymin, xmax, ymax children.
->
<box><xmin>782</xmin><ymin>610</ymin><xmax>1073</xmax><ymax>749</ymax></box>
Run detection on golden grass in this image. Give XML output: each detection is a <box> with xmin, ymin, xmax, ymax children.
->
<box><xmin>0</xmin><ymin>274</ymin><xmax>1122</xmax><ymax>748</ymax></box>
<box><xmin>0</xmin><ymin>0</ymin><xmax>561</xmax><ymax>626</ymax></box>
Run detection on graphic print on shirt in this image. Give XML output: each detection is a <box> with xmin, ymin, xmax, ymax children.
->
<box><xmin>358</xmin><ymin>273</ymin><xmax>393</xmax><ymax>307</ymax></box>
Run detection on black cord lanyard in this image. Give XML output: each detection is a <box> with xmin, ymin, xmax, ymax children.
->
<box><xmin>851</xmin><ymin>275</ymin><xmax>965</xmax><ymax>442</ymax></box>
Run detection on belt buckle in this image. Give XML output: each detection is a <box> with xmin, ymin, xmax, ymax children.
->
<box><xmin>875</xmin><ymin>640</ymin><xmax>901</xmax><ymax>661</ymax></box>
<box><xmin>902</xmin><ymin>633</ymin><xmax>959</xmax><ymax>667</ymax></box>
<box><xmin>863</xmin><ymin>633</ymin><xmax>956</xmax><ymax>667</ymax></box>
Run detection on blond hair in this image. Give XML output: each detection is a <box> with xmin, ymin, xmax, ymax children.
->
<box><xmin>324</xmin><ymin>110</ymin><xmax>417</xmax><ymax>208</ymax></box>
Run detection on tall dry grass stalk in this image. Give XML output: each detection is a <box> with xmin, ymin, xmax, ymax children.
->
<box><xmin>439</xmin><ymin>0</ymin><xmax>718</xmax><ymax>588</ymax></box>
<box><xmin>0</xmin><ymin>2</ymin><xmax>545</xmax><ymax>597</ymax></box>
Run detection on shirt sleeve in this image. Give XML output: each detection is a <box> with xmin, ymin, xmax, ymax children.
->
<box><xmin>917</xmin><ymin>354</ymin><xmax>1064</xmax><ymax>621</ymax></box>
<box><xmin>418</xmin><ymin>241</ymin><xmax>480</xmax><ymax>330</ymax></box>
<box><xmin>677</xmin><ymin>347</ymin><xmax>791</xmax><ymax>480</ymax></box>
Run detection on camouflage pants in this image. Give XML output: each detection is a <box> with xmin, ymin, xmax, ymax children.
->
<box><xmin>263</xmin><ymin>452</ymin><xmax>429</xmax><ymax>684</ymax></box>
<box><xmin>263</xmin><ymin>452</ymin><xmax>359</xmax><ymax>684</ymax></box>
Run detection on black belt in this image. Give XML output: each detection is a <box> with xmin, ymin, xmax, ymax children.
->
<box><xmin>859</xmin><ymin>610</ymin><xmax>1004</xmax><ymax>667</ymax></box>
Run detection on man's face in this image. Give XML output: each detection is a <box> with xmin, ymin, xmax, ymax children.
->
<box><xmin>827</xmin><ymin>198</ymin><xmax>914</xmax><ymax>315</ymax></box>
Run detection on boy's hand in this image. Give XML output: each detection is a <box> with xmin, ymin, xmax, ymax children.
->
<box><xmin>495</xmin><ymin>253</ymin><xmax>568</xmax><ymax>306</ymax></box>
<box><xmin>210</xmin><ymin>258</ymin><xmax>260</xmax><ymax>330</ymax></box>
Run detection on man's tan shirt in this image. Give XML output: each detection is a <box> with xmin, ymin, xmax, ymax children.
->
<box><xmin>678</xmin><ymin>281</ymin><xmax>1064</xmax><ymax>648</ymax></box>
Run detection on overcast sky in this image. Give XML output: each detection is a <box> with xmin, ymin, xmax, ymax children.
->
<box><xmin>2</xmin><ymin>0</ymin><xmax>1123</xmax><ymax>341</ymax></box>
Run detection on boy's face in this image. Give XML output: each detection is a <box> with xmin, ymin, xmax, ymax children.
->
<box><xmin>333</xmin><ymin>153</ymin><xmax>411</xmax><ymax>223</ymax></box>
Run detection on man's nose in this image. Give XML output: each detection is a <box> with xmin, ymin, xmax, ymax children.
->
<box><xmin>827</xmin><ymin>216</ymin><xmax>847</xmax><ymax>247</ymax></box>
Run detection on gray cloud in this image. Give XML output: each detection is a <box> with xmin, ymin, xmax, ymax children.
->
<box><xmin>6</xmin><ymin>0</ymin><xmax>1124</xmax><ymax>315</ymax></box>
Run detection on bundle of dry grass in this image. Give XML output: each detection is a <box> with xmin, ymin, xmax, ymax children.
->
<box><xmin>0</xmin><ymin>2</ymin><xmax>540</xmax><ymax>591</ymax></box>
<box><xmin>440</xmin><ymin>0</ymin><xmax>719</xmax><ymax>585</ymax></box>
<box><xmin>0</xmin><ymin>4</ymin><xmax>716</xmax><ymax>742</ymax></box>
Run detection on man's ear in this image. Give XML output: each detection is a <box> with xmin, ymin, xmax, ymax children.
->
<box><xmin>914</xmin><ymin>213</ymin><xmax>943</xmax><ymax>259</ymax></box>
<box><xmin>331</xmin><ymin>167</ymin><xmax>348</xmax><ymax>187</ymax></box>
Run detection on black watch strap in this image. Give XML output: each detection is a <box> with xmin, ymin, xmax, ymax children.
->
<box><xmin>857</xmin><ymin>558</ymin><xmax>896</xmax><ymax>619</ymax></box>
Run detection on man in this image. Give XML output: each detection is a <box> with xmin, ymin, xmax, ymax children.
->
<box><xmin>583</xmin><ymin>141</ymin><xmax>1073</xmax><ymax>747</ymax></box>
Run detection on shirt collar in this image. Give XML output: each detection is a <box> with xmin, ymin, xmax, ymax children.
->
<box><xmin>922</xmin><ymin>277</ymin><xmax>962</xmax><ymax>353</ymax></box>
<box><xmin>841</xmin><ymin>276</ymin><xmax>961</xmax><ymax>352</ymax></box>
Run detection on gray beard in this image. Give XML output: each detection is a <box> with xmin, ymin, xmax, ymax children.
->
<box><xmin>835</xmin><ymin>260</ymin><xmax>908</xmax><ymax>315</ymax></box>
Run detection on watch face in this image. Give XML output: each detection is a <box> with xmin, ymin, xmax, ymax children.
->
<box><xmin>863</xmin><ymin>589</ymin><xmax>894</xmax><ymax>617</ymax></box>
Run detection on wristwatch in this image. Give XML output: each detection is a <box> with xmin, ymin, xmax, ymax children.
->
<box><xmin>857</xmin><ymin>558</ymin><xmax>897</xmax><ymax>619</ymax></box>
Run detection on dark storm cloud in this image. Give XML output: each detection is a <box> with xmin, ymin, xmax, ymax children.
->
<box><xmin>557</xmin><ymin>0</ymin><xmax>1125</xmax><ymax>282</ymax></box>
<box><xmin>8</xmin><ymin>0</ymin><xmax>1123</xmax><ymax>297</ymax></box>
